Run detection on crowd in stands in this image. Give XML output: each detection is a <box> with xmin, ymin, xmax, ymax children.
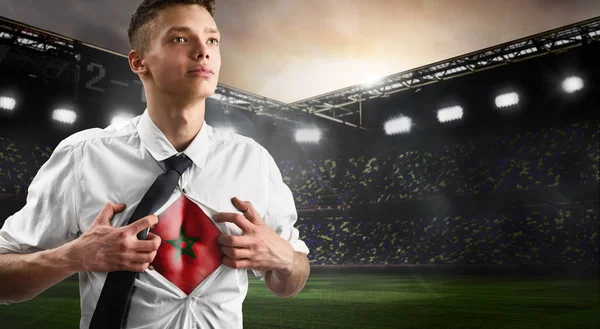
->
<box><xmin>298</xmin><ymin>206</ymin><xmax>598</xmax><ymax>265</ymax></box>
<box><xmin>2</xmin><ymin>120</ymin><xmax>598</xmax><ymax>203</ymax></box>
<box><xmin>280</xmin><ymin>120</ymin><xmax>599</xmax><ymax>206</ymax></box>
<box><xmin>0</xmin><ymin>137</ymin><xmax>52</xmax><ymax>195</ymax></box>
<box><xmin>1</xmin><ymin>120</ymin><xmax>598</xmax><ymax>265</ymax></box>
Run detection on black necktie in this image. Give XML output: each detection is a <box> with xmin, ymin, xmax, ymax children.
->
<box><xmin>89</xmin><ymin>154</ymin><xmax>193</xmax><ymax>329</ymax></box>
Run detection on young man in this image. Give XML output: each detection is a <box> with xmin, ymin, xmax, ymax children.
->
<box><xmin>0</xmin><ymin>1</ymin><xmax>310</xmax><ymax>328</ymax></box>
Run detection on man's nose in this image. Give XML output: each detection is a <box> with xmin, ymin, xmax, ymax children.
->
<box><xmin>194</xmin><ymin>43</ymin><xmax>209</xmax><ymax>60</ymax></box>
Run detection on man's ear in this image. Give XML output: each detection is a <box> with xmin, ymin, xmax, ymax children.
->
<box><xmin>129</xmin><ymin>49</ymin><xmax>147</xmax><ymax>75</ymax></box>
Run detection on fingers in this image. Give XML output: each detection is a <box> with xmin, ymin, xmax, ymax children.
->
<box><xmin>214</xmin><ymin>198</ymin><xmax>264</xmax><ymax>232</ymax></box>
<box><xmin>218</xmin><ymin>234</ymin><xmax>253</xmax><ymax>248</ymax></box>
<box><xmin>114</xmin><ymin>234</ymin><xmax>161</xmax><ymax>272</ymax></box>
<box><xmin>126</xmin><ymin>214</ymin><xmax>159</xmax><ymax>237</ymax></box>
<box><xmin>126</xmin><ymin>262</ymin><xmax>153</xmax><ymax>273</ymax></box>
<box><xmin>214</xmin><ymin>213</ymin><xmax>252</xmax><ymax>232</ymax></box>
<box><xmin>128</xmin><ymin>250</ymin><xmax>157</xmax><ymax>264</ymax></box>
<box><xmin>223</xmin><ymin>256</ymin><xmax>252</xmax><ymax>269</ymax></box>
<box><xmin>231</xmin><ymin>197</ymin><xmax>263</xmax><ymax>225</ymax></box>
<box><xmin>93</xmin><ymin>202</ymin><xmax>126</xmax><ymax>227</ymax></box>
<box><xmin>221</xmin><ymin>245</ymin><xmax>251</xmax><ymax>260</ymax></box>
<box><xmin>131</xmin><ymin>232</ymin><xmax>162</xmax><ymax>252</ymax></box>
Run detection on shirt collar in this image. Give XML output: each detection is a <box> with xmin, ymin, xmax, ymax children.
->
<box><xmin>137</xmin><ymin>110</ymin><xmax>211</xmax><ymax>170</ymax></box>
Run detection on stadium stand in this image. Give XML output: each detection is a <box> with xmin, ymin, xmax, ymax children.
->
<box><xmin>280</xmin><ymin>120</ymin><xmax>599</xmax><ymax>207</ymax></box>
<box><xmin>0</xmin><ymin>119</ymin><xmax>598</xmax><ymax>266</ymax></box>
<box><xmin>298</xmin><ymin>206</ymin><xmax>598</xmax><ymax>265</ymax></box>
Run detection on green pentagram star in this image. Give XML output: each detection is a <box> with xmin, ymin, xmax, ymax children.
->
<box><xmin>165</xmin><ymin>227</ymin><xmax>200</xmax><ymax>261</ymax></box>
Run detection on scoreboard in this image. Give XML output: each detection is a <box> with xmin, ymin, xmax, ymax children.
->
<box><xmin>78</xmin><ymin>44</ymin><xmax>147</xmax><ymax>111</ymax></box>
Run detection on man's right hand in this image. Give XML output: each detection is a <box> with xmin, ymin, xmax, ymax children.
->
<box><xmin>65</xmin><ymin>202</ymin><xmax>161</xmax><ymax>273</ymax></box>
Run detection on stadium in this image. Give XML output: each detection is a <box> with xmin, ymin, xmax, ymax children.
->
<box><xmin>0</xmin><ymin>5</ymin><xmax>599</xmax><ymax>329</ymax></box>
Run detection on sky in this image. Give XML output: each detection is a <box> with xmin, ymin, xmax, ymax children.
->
<box><xmin>1</xmin><ymin>0</ymin><xmax>599</xmax><ymax>103</ymax></box>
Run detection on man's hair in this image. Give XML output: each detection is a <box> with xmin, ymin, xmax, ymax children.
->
<box><xmin>128</xmin><ymin>0</ymin><xmax>216</xmax><ymax>53</ymax></box>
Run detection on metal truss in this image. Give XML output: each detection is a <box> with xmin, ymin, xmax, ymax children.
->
<box><xmin>0</xmin><ymin>16</ymin><xmax>79</xmax><ymax>83</ymax></box>
<box><xmin>211</xmin><ymin>82</ymin><xmax>366</xmax><ymax>129</ymax></box>
<box><xmin>208</xmin><ymin>83</ymin><xmax>299</xmax><ymax>124</ymax></box>
<box><xmin>288</xmin><ymin>16</ymin><xmax>600</xmax><ymax>128</ymax></box>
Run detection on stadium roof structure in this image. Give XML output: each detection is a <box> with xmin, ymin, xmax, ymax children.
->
<box><xmin>289</xmin><ymin>16</ymin><xmax>600</xmax><ymax>129</ymax></box>
<box><xmin>1</xmin><ymin>16</ymin><xmax>599</xmax><ymax>129</ymax></box>
<box><xmin>0</xmin><ymin>16</ymin><xmax>80</xmax><ymax>85</ymax></box>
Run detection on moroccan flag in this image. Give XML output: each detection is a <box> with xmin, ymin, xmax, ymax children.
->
<box><xmin>150</xmin><ymin>195</ymin><xmax>223</xmax><ymax>295</ymax></box>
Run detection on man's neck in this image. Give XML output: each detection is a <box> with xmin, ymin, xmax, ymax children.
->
<box><xmin>147</xmin><ymin>98</ymin><xmax>206</xmax><ymax>152</ymax></box>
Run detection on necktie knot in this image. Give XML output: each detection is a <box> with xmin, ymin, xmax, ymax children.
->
<box><xmin>164</xmin><ymin>154</ymin><xmax>192</xmax><ymax>175</ymax></box>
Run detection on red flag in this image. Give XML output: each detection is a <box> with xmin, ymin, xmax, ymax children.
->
<box><xmin>150</xmin><ymin>195</ymin><xmax>223</xmax><ymax>295</ymax></box>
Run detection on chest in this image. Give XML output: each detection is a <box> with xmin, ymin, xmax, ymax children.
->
<box><xmin>77</xmin><ymin>148</ymin><xmax>269</xmax><ymax>236</ymax></box>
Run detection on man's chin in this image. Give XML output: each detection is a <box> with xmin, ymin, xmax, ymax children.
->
<box><xmin>196</xmin><ymin>89</ymin><xmax>217</xmax><ymax>100</ymax></box>
<box><xmin>160</xmin><ymin>82</ymin><xmax>217</xmax><ymax>101</ymax></box>
<box><xmin>191</xmin><ymin>82</ymin><xmax>217</xmax><ymax>97</ymax></box>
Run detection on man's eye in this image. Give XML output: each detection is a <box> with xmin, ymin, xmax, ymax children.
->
<box><xmin>208</xmin><ymin>38</ymin><xmax>219</xmax><ymax>45</ymax></box>
<box><xmin>173</xmin><ymin>37</ymin><xmax>186</xmax><ymax>42</ymax></box>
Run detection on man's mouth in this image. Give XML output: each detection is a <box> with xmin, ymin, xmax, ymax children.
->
<box><xmin>188</xmin><ymin>66</ymin><xmax>214</xmax><ymax>76</ymax></box>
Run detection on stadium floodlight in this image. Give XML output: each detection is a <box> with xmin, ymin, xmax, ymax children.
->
<box><xmin>52</xmin><ymin>109</ymin><xmax>77</xmax><ymax>124</ymax></box>
<box><xmin>495</xmin><ymin>92</ymin><xmax>519</xmax><ymax>108</ymax></box>
<box><xmin>437</xmin><ymin>106</ymin><xmax>464</xmax><ymax>123</ymax></box>
<box><xmin>295</xmin><ymin>128</ymin><xmax>322</xmax><ymax>143</ymax></box>
<box><xmin>0</xmin><ymin>97</ymin><xmax>16</xmax><ymax>111</ymax></box>
<box><xmin>384</xmin><ymin>116</ymin><xmax>412</xmax><ymax>135</ymax></box>
<box><xmin>562</xmin><ymin>76</ymin><xmax>584</xmax><ymax>93</ymax></box>
<box><xmin>111</xmin><ymin>112</ymin><xmax>134</xmax><ymax>125</ymax></box>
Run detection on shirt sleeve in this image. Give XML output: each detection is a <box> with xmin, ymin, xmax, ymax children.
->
<box><xmin>0</xmin><ymin>140</ymin><xmax>81</xmax><ymax>254</ymax></box>
<box><xmin>253</xmin><ymin>148</ymin><xmax>309</xmax><ymax>280</ymax></box>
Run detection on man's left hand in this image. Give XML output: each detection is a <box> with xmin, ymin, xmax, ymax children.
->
<box><xmin>214</xmin><ymin>197</ymin><xmax>295</xmax><ymax>277</ymax></box>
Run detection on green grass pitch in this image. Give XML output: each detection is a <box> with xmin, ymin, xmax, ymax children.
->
<box><xmin>0</xmin><ymin>273</ymin><xmax>597</xmax><ymax>329</ymax></box>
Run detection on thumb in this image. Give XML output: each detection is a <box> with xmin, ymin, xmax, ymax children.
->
<box><xmin>92</xmin><ymin>202</ymin><xmax>126</xmax><ymax>227</ymax></box>
<box><xmin>232</xmin><ymin>197</ymin><xmax>262</xmax><ymax>224</ymax></box>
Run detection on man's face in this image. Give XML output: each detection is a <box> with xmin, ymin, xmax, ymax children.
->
<box><xmin>141</xmin><ymin>4</ymin><xmax>221</xmax><ymax>100</ymax></box>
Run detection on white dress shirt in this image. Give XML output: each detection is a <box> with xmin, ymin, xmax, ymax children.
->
<box><xmin>0</xmin><ymin>110</ymin><xmax>309</xmax><ymax>329</ymax></box>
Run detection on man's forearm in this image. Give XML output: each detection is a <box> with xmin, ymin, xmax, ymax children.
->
<box><xmin>265</xmin><ymin>251</ymin><xmax>310</xmax><ymax>298</ymax></box>
<box><xmin>0</xmin><ymin>242</ymin><xmax>80</xmax><ymax>303</ymax></box>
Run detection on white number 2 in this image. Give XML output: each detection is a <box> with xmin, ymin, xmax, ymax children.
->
<box><xmin>86</xmin><ymin>63</ymin><xmax>106</xmax><ymax>92</ymax></box>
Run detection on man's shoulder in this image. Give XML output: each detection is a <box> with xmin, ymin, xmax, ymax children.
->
<box><xmin>58</xmin><ymin>117</ymin><xmax>140</xmax><ymax>150</ymax></box>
